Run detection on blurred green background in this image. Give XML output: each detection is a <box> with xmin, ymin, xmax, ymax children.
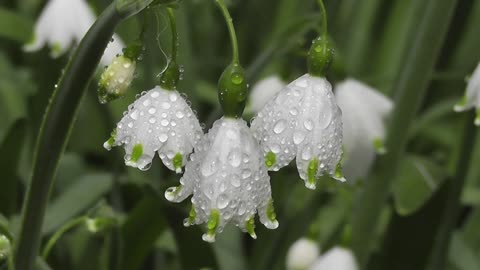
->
<box><xmin>1</xmin><ymin>0</ymin><xmax>480</xmax><ymax>269</ymax></box>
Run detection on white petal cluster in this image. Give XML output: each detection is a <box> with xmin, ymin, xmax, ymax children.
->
<box><xmin>310</xmin><ymin>247</ymin><xmax>358</xmax><ymax>270</ymax></box>
<box><xmin>24</xmin><ymin>0</ymin><xmax>124</xmax><ymax>65</ymax></box>
<box><xmin>454</xmin><ymin>63</ymin><xmax>480</xmax><ymax>125</ymax></box>
<box><xmin>165</xmin><ymin>117</ymin><xmax>278</xmax><ymax>242</ymax></box>
<box><xmin>252</xmin><ymin>74</ymin><xmax>344</xmax><ymax>189</ymax></box>
<box><xmin>335</xmin><ymin>79</ymin><xmax>393</xmax><ymax>181</ymax></box>
<box><xmin>104</xmin><ymin>86</ymin><xmax>203</xmax><ymax>172</ymax></box>
<box><xmin>286</xmin><ymin>238</ymin><xmax>320</xmax><ymax>270</ymax></box>
<box><xmin>248</xmin><ymin>75</ymin><xmax>286</xmax><ymax>114</ymax></box>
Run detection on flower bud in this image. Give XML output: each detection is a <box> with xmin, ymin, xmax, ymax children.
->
<box><xmin>0</xmin><ymin>234</ymin><xmax>11</xmax><ymax>261</ymax></box>
<box><xmin>310</xmin><ymin>247</ymin><xmax>358</xmax><ymax>270</ymax></box>
<box><xmin>286</xmin><ymin>238</ymin><xmax>320</xmax><ymax>270</ymax></box>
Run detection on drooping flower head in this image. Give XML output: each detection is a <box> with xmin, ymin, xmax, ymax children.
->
<box><xmin>252</xmin><ymin>74</ymin><xmax>344</xmax><ymax>189</ymax></box>
<box><xmin>104</xmin><ymin>86</ymin><xmax>203</xmax><ymax>172</ymax></box>
<box><xmin>247</xmin><ymin>75</ymin><xmax>286</xmax><ymax>114</ymax></box>
<box><xmin>97</xmin><ymin>42</ymin><xmax>143</xmax><ymax>104</ymax></box>
<box><xmin>165</xmin><ymin>118</ymin><xmax>278</xmax><ymax>242</ymax></box>
<box><xmin>286</xmin><ymin>238</ymin><xmax>320</xmax><ymax>270</ymax></box>
<box><xmin>310</xmin><ymin>247</ymin><xmax>358</xmax><ymax>270</ymax></box>
<box><xmin>454</xmin><ymin>63</ymin><xmax>480</xmax><ymax>125</ymax></box>
<box><xmin>24</xmin><ymin>0</ymin><xmax>124</xmax><ymax>65</ymax></box>
<box><xmin>335</xmin><ymin>79</ymin><xmax>393</xmax><ymax>181</ymax></box>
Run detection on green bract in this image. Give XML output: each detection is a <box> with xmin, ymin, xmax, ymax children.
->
<box><xmin>218</xmin><ymin>63</ymin><xmax>248</xmax><ymax>118</ymax></box>
<box><xmin>307</xmin><ymin>37</ymin><xmax>334</xmax><ymax>77</ymax></box>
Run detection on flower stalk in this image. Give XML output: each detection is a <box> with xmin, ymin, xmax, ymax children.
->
<box><xmin>13</xmin><ymin>2</ymin><xmax>150</xmax><ymax>269</ymax></box>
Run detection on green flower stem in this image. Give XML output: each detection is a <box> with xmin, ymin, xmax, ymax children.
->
<box><xmin>167</xmin><ymin>8</ymin><xmax>178</xmax><ymax>63</ymax></box>
<box><xmin>350</xmin><ymin>0</ymin><xmax>458</xmax><ymax>267</ymax></box>
<box><xmin>427</xmin><ymin>113</ymin><xmax>477</xmax><ymax>270</ymax></box>
<box><xmin>315</xmin><ymin>0</ymin><xmax>328</xmax><ymax>38</ymax></box>
<box><xmin>41</xmin><ymin>216</ymin><xmax>88</xmax><ymax>260</ymax></box>
<box><xmin>159</xmin><ymin>8</ymin><xmax>180</xmax><ymax>90</ymax></box>
<box><xmin>13</xmin><ymin>3</ymin><xmax>145</xmax><ymax>270</ymax></box>
<box><xmin>215</xmin><ymin>0</ymin><xmax>240</xmax><ymax>64</ymax></box>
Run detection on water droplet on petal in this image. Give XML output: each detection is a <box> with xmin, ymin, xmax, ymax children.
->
<box><xmin>130</xmin><ymin>110</ymin><xmax>139</xmax><ymax>120</ymax></box>
<box><xmin>303</xmin><ymin>119</ymin><xmax>314</xmax><ymax>131</ymax></box>
<box><xmin>228</xmin><ymin>149</ymin><xmax>242</xmax><ymax>167</ymax></box>
<box><xmin>158</xmin><ymin>133</ymin><xmax>168</xmax><ymax>142</ymax></box>
<box><xmin>217</xmin><ymin>194</ymin><xmax>229</xmax><ymax>209</ymax></box>
<box><xmin>293</xmin><ymin>132</ymin><xmax>305</xmax><ymax>144</ymax></box>
<box><xmin>273</xmin><ymin>120</ymin><xmax>287</xmax><ymax>134</ymax></box>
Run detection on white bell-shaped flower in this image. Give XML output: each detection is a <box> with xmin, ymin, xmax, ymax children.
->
<box><xmin>104</xmin><ymin>86</ymin><xmax>203</xmax><ymax>172</ymax></box>
<box><xmin>247</xmin><ymin>75</ymin><xmax>286</xmax><ymax>114</ymax></box>
<box><xmin>24</xmin><ymin>0</ymin><xmax>124</xmax><ymax>65</ymax></box>
<box><xmin>251</xmin><ymin>74</ymin><xmax>344</xmax><ymax>189</ymax></box>
<box><xmin>98</xmin><ymin>55</ymin><xmax>136</xmax><ymax>104</ymax></box>
<box><xmin>454</xmin><ymin>63</ymin><xmax>480</xmax><ymax>125</ymax></box>
<box><xmin>309</xmin><ymin>247</ymin><xmax>358</xmax><ymax>270</ymax></box>
<box><xmin>165</xmin><ymin>117</ymin><xmax>278</xmax><ymax>242</ymax></box>
<box><xmin>286</xmin><ymin>238</ymin><xmax>320</xmax><ymax>270</ymax></box>
<box><xmin>335</xmin><ymin>79</ymin><xmax>393</xmax><ymax>181</ymax></box>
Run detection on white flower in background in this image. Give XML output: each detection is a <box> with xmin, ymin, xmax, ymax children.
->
<box><xmin>454</xmin><ymin>63</ymin><xmax>480</xmax><ymax>125</ymax></box>
<box><xmin>251</xmin><ymin>74</ymin><xmax>344</xmax><ymax>190</ymax></box>
<box><xmin>309</xmin><ymin>247</ymin><xmax>358</xmax><ymax>270</ymax></box>
<box><xmin>335</xmin><ymin>79</ymin><xmax>393</xmax><ymax>181</ymax></box>
<box><xmin>24</xmin><ymin>0</ymin><xmax>124</xmax><ymax>65</ymax></box>
<box><xmin>247</xmin><ymin>75</ymin><xmax>286</xmax><ymax>114</ymax></box>
<box><xmin>165</xmin><ymin>117</ymin><xmax>278</xmax><ymax>242</ymax></box>
<box><xmin>104</xmin><ymin>86</ymin><xmax>203</xmax><ymax>172</ymax></box>
<box><xmin>286</xmin><ymin>238</ymin><xmax>320</xmax><ymax>270</ymax></box>
<box><xmin>0</xmin><ymin>234</ymin><xmax>11</xmax><ymax>260</ymax></box>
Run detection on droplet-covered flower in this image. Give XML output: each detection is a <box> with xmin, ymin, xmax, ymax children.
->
<box><xmin>98</xmin><ymin>55</ymin><xmax>136</xmax><ymax>104</ymax></box>
<box><xmin>454</xmin><ymin>63</ymin><xmax>480</xmax><ymax>125</ymax></box>
<box><xmin>165</xmin><ymin>117</ymin><xmax>278</xmax><ymax>242</ymax></box>
<box><xmin>286</xmin><ymin>238</ymin><xmax>320</xmax><ymax>270</ymax></box>
<box><xmin>252</xmin><ymin>74</ymin><xmax>344</xmax><ymax>189</ymax></box>
<box><xmin>310</xmin><ymin>247</ymin><xmax>358</xmax><ymax>270</ymax></box>
<box><xmin>335</xmin><ymin>79</ymin><xmax>393</xmax><ymax>181</ymax></box>
<box><xmin>24</xmin><ymin>0</ymin><xmax>124</xmax><ymax>64</ymax></box>
<box><xmin>247</xmin><ymin>75</ymin><xmax>286</xmax><ymax>114</ymax></box>
<box><xmin>104</xmin><ymin>86</ymin><xmax>203</xmax><ymax>172</ymax></box>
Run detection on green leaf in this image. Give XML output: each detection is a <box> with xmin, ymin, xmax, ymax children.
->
<box><xmin>0</xmin><ymin>120</ymin><xmax>27</xmax><ymax>217</ymax></box>
<box><xmin>393</xmin><ymin>155</ymin><xmax>447</xmax><ymax>216</ymax></box>
<box><xmin>447</xmin><ymin>232</ymin><xmax>480</xmax><ymax>270</ymax></box>
<box><xmin>120</xmin><ymin>192</ymin><xmax>168</xmax><ymax>270</ymax></box>
<box><xmin>0</xmin><ymin>8</ymin><xmax>33</xmax><ymax>43</ymax></box>
<box><xmin>42</xmin><ymin>173</ymin><xmax>114</xmax><ymax>235</ymax></box>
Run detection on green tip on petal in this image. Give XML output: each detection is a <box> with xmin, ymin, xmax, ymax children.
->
<box><xmin>103</xmin><ymin>129</ymin><xmax>117</xmax><ymax>151</ymax></box>
<box><xmin>265</xmin><ymin>151</ymin><xmax>276</xmax><ymax>168</ymax></box>
<box><xmin>246</xmin><ymin>216</ymin><xmax>257</xmax><ymax>239</ymax></box>
<box><xmin>183</xmin><ymin>206</ymin><xmax>196</xmax><ymax>227</ymax></box>
<box><xmin>266</xmin><ymin>199</ymin><xmax>276</xmax><ymax>222</ymax></box>
<box><xmin>333</xmin><ymin>162</ymin><xmax>346</xmax><ymax>182</ymax></box>
<box><xmin>0</xmin><ymin>234</ymin><xmax>11</xmax><ymax>259</ymax></box>
<box><xmin>202</xmin><ymin>209</ymin><xmax>220</xmax><ymax>243</ymax></box>
<box><xmin>475</xmin><ymin>108</ymin><xmax>480</xmax><ymax>126</ymax></box>
<box><xmin>306</xmin><ymin>158</ymin><xmax>319</xmax><ymax>190</ymax></box>
<box><xmin>173</xmin><ymin>153</ymin><xmax>183</xmax><ymax>173</ymax></box>
<box><xmin>453</xmin><ymin>95</ymin><xmax>468</xmax><ymax>112</ymax></box>
<box><xmin>131</xmin><ymin>144</ymin><xmax>143</xmax><ymax>163</ymax></box>
<box><xmin>165</xmin><ymin>185</ymin><xmax>183</xmax><ymax>202</ymax></box>
<box><xmin>373</xmin><ymin>138</ymin><xmax>387</xmax><ymax>155</ymax></box>
<box><xmin>50</xmin><ymin>42</ymin><xmax>63</xmax><ymax>57</ymax></box>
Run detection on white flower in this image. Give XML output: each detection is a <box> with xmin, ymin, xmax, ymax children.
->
<box><xmin>24</xmin><ymin>0</ymin><xmax>124</xmax><ymax>65</ymax></box>
<box><xmin>98</xmin><ymin>55</ymin><xmax>136</xmax><ymax>104</ymax></box>
<box><xmin>454</xmin><ymin>63</ymin><xmax>480</xmax><ymax>125</ymax></box>
<box><xmin>165</xmin><ymin>117</ymin><xmax>278</xmax><ymax>242</ymax></box>
<box><xmin>251</xmin><ymin>74</ymin><xmax>344</xmax><ymax>189</ymax></box>
<box><xmin>0</xmin><ymin>234</ymin><xmax>11</xmax><ymax>259</ymax></box>
<box><xmin>286</xmin><ymin>238</ymin><xmax>320</xmax><ymax>270</ymax></box>
<box><xmin>335</xmin><ymin>79</ymin><xmax>393</xmax><ymax>181</ymax></box>
<box><xmin>309</xmin><ymin>247</ymin><xmax>358</xmax><ymax>270</ymax></box>
<box><xmin>247</xmin><ymin>75</ymin><xmax>286</xmax><ymax>114</ymax></box>
<box><xmin>104</xmin><ymin>86</ymin><xmax>203</xmax><ymax>172</ymax></box>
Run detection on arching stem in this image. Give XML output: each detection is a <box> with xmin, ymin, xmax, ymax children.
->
<box><xmin>316</xmin><ymin>0</ymin><xmax>328</xmax><ymax>38</ymax></box>
<box><xmin>215</xmin><ymin>0</ymin><xmax>240</xmax><ymax>64</ymax></box>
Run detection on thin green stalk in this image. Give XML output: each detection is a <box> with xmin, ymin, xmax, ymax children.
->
<box><xmin>166</xmin><ymin>8</ymin><xmax>178</xmax><ymax>62</ymax></box>
<box><xmin>13</xmin><ymin>3</ymin><xmax>141</xmax><ymax>269</ymax></box>
<box><xmin>428</xmin><ymin>113</ymin><xmax>477</xmax><ymax>270</ymax></box>
<box><xmin>215</xmin><ymin>0</ymin><xmax>240</xmax><ymax>64</ymax></box>
<box><xmin>350</xmin><ymin>0</ymin><xmax>458</xmax><ymax>267</ymax></box>
<box><xmin>42</xmin><ymin>217</ymin><xmax>87</xmax><ymax>260</ymax></box>
<box><xmin>315</xmin><ymin>0</ymin><xmax>328</xmax><ymax>38</ymax></box>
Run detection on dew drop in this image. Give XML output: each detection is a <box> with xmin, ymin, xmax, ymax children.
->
<box><xmin>228</xmin><ymin>150</ymin><xmax>242</xmax><ymax>167</ymax></box>
<box><xmin>176</xmin><ymin>110</ymin><xmax>185</xmax><ymax>119</ymax></box>
<box><xmin>130</xmin><ymin>110</ymin><xmax>139</xmax><ymax>120</ymax></box>
<box><xmin>158</xmin><ymin>133</ymin><xmax>168</xmax><ymax>143</ymax></box>
<box><xmin>149</xmin><ymin>117</ymin><xmax>156</xmax><ymax>124</ymax></box>
<box><xmin>303</xmin><ymin>119</ymin><xmax>314</xmax><ymax>131</ymax></box>
<box><xmin>293</xmin><ymin>132</ymin><xmax>305</xmax><ymax>145</ymax></box>
<box><xmin>161</xmin><ymin>119</ymin><xmax>169</xmax><ymax>126</ymax></box>
<box><xmin>169</xmin><ymin>93</ymin><xmax>178</xmax><ymax>102</ymax></box>
<box><xmin>273</xmin><ymin>120</ymin><xmax>287</xmax><ymax>134</ymax></box>
<box><xmin>148</xmin><ymin>107</ymin><xmax>156</xmax><ymax>114</ymax></box>
<box><xmin>217</xmin><ymin>194</ymin><xmax>229</xmax><ymax>209</ymax></box>
<box><xmin>161</xmin><ymin>102</ymin><xmax>171</xmax><ymax>109</ymax></box>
